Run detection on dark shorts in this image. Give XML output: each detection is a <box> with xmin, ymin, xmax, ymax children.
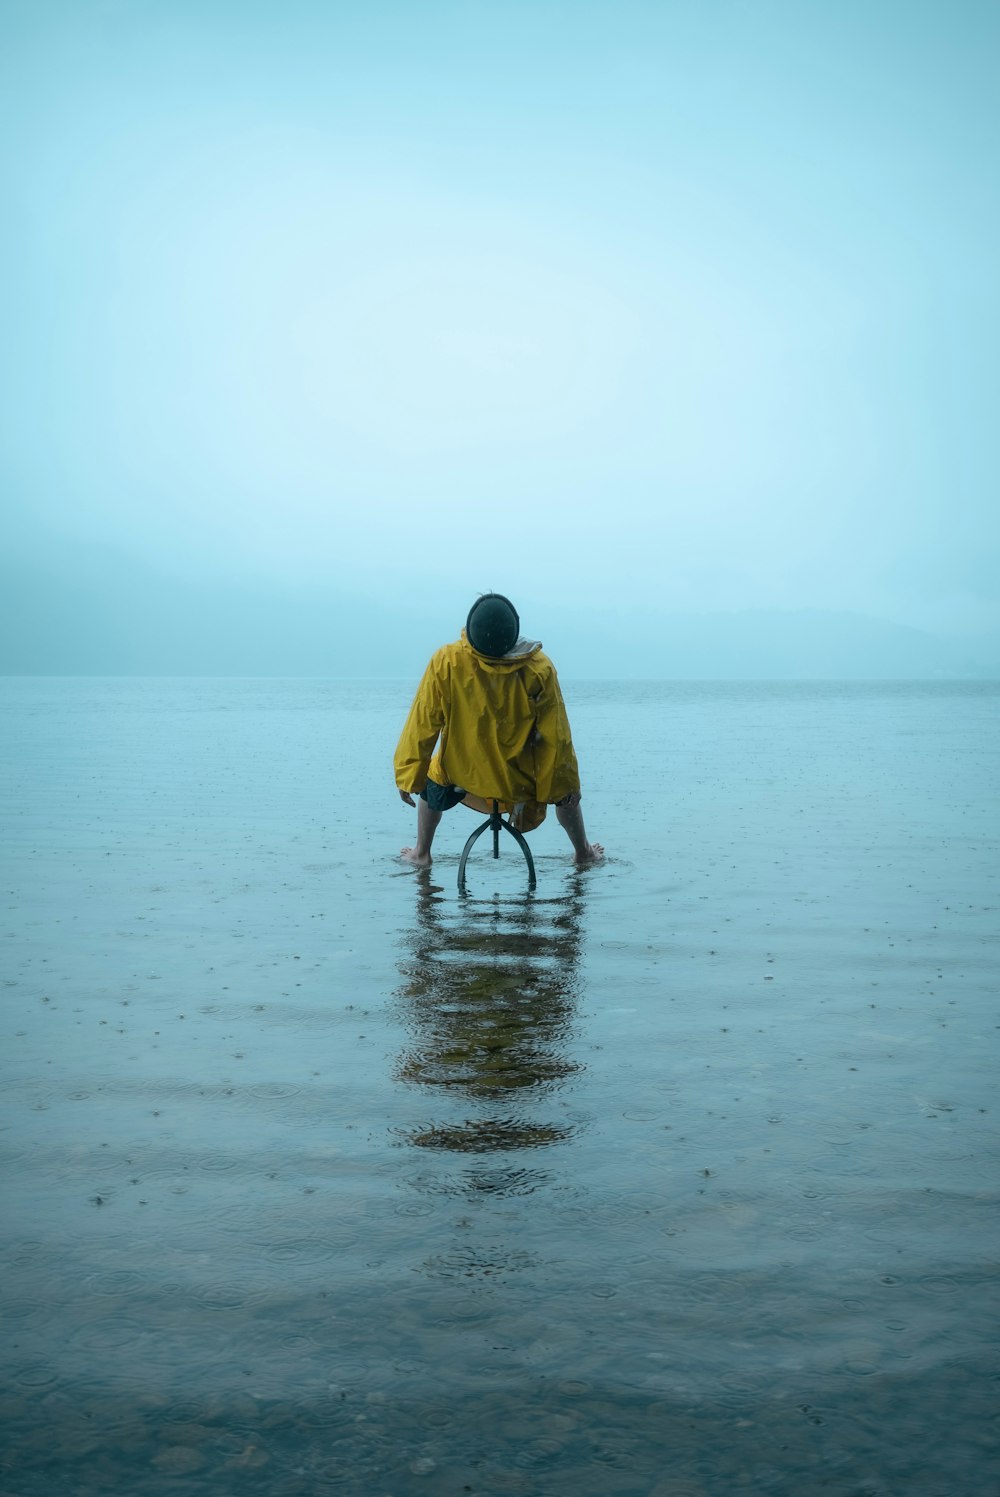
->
<box><xmin>420</xmin><ymin>779</ymin><xmax>581</xmax><ymax>811</ymax></box>
<box><xmin>420</xmin><ymin>779</ymin><xmax>468</xmax><ymax>812</ymax></box>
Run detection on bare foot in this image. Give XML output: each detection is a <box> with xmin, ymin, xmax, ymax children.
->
<box><xmin>400</xmin><ymin>847</ymin><xmax>432</xmax><ymax>868</ymax></box>
<box><xmin>574</xmin><ymin>842</ymin><xmax>605</xmax><ymax>866</ymax></box>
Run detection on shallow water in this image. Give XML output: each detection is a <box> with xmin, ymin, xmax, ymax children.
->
<box><xmin>1</xmin><ymin>678</ymin><xmax>998</xmax><ymax>1495</ymax></box>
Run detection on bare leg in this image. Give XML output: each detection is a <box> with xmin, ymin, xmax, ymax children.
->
<box><xmin>401</xmin><ymin>798</ymin><xmax>441</xmax><ymax>867</ymax></box>
<box><xmin>556</xmin><ymin>800</ymin><xmax>605</xmax><ymax>865</ymax></box>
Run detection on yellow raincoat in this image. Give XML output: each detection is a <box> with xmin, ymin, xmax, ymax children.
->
<box><xmin>394</xmin><ymin>632</ymin><xmax>580</xmax><ymax>832</ymax></box>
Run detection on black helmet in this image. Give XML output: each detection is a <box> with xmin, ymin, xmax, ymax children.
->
<box><xmin>466</xmin><ymin>593</ymin><xmax>520</xmax><ymax>658</ymax></box>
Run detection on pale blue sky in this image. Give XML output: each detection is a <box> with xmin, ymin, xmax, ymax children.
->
<box><xmin>3</xmin><ymin>0</ymin><xmax>998</xmax><ymax>655</ymax></box>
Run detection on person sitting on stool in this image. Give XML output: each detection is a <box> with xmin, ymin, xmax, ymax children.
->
<box><xmin>394</xmin><ymin>593</ymin><xmax>604</xmax><ymax>868</ymax></box>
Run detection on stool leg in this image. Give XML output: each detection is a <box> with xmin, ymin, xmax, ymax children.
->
<box><xmin>505</xmin><ymin>820</ymin><xmax>536</xmax><ymax>891</ymax></box>
<box><xmin>458</xmin><ymin>816</ymin><xmax>492</xmax><ymax>892</ymax></box>
<box><xmin>457</xmin><ymin>804</ymin><xmax>537</xmax><ymax>894</ymax></box>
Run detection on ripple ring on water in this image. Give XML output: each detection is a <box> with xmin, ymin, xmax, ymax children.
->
<box><xmin>688</xmin><ymin>1275</ymin><xmax>751</xmax><ymax>1302</ymax></box>
<box><xmin>590</xmin><ymin>1444</ymin><xmax>637</xmax><ymax>1469</ymax></box>
<box><xmin>15</xmin><ymin>1365</ymin><xmax>58</xmax><ymax>1388</ymax></box>
<box><xmin>419</xmin><ymin>1407</ymin><xmax>454</xmax><ymax>1429</ymax></box>
<box><xmin>0</xmin><ymin>1299</ymin><xmax>45</xmax><ymax>1322</ymax></box>
<box><xmin>82</xmin><ymin>1270</ymin><xmax>147</xmax><ymax>1296</ymax></box>
<box><xmin>70</xmin><ymin>1318</ymin><xmax>149</xmax><ymax>1351</ymax></box>
<box><xmin>266</xmin><ymin>1238</ymin><xmax>352</xmax><ymax>1263</ymax></box>
<box><xmin>193</xmin><ymin>1283</ymin><xmax>264</xmax><ymax>1310</ymax></box>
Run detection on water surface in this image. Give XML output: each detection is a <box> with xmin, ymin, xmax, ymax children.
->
<box><xmin>2</xmin><ymin>679</ymin><xmax>998</xmax><ymax>1494</ymax></box>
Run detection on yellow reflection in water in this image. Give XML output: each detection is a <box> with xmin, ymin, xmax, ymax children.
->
<box><xmin>393</xmin><ymin>875</ymin><xmax>586</xmax><ymax>1157</ymax></box>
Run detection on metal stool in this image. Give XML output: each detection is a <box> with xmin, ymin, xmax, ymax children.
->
<box><xmin>457</xmin><ymin>800</ymin><xmax>536</xmax><ymax>893</ymax></box>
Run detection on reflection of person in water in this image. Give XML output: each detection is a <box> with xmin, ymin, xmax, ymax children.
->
<box><xmin>394</xmin><ymin>876</ymin><xmax>586</xmax><ymax>1158</ymax></box>
<box><xmin>394</xmin><ymin>593</ymin><xmax>604</xmax><ymax>867</ymax></box>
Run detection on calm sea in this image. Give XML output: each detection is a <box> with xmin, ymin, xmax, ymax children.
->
<box><xmin>2</xmin><ymin>678</ymin><xmax>998</xmax><ymax>1495</ymax></box>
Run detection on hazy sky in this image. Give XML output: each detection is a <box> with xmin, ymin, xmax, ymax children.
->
<box><xmin>3</xmin><ymin>0</ymin><xmax>998</xmax><ymax>647</ymax></box>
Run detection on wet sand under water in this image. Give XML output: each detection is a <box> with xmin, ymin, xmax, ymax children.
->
<box><xmin>1</xmin><ymin>678</ymin><xmax>998</xmax><ymax>1496</ymax></box>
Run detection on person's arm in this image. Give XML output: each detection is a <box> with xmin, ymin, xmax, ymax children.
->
<box><xmin>530</xmin><ymin>656</ymin><xmax>581</xmax><ymax>803</ymax></box>
<box><xmin>394</xmin><ymin>654</ymin><xmax>446</xmax><ymax>798</ymax></box>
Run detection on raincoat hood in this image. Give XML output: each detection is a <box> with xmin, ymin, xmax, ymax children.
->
<box><xmin>461</xmin><ymin>628</ymin><xmax>543</xmax><ymax>670</ymax></box>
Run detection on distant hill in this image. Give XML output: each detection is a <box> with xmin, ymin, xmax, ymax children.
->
<box><xmin>1</xmin><ymin>550</ymin><xmax>997</xmax><ymax>679</ymax></box>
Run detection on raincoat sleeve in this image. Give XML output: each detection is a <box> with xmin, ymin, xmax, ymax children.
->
<box><xmin>394</xmin><ymin>653</ymin><xmax>446</xmax><ymax>794</ymax></box>
<box><xmin>531</xmin><ymin>657</ymin><xmax>581</xmax><ymax>803</ymax></box>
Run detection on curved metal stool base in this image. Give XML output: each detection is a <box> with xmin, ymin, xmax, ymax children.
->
<box><xmin>458</xmin><ymin>801</ymin><xmax>536</xmax><ymax>893</ymax></box>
